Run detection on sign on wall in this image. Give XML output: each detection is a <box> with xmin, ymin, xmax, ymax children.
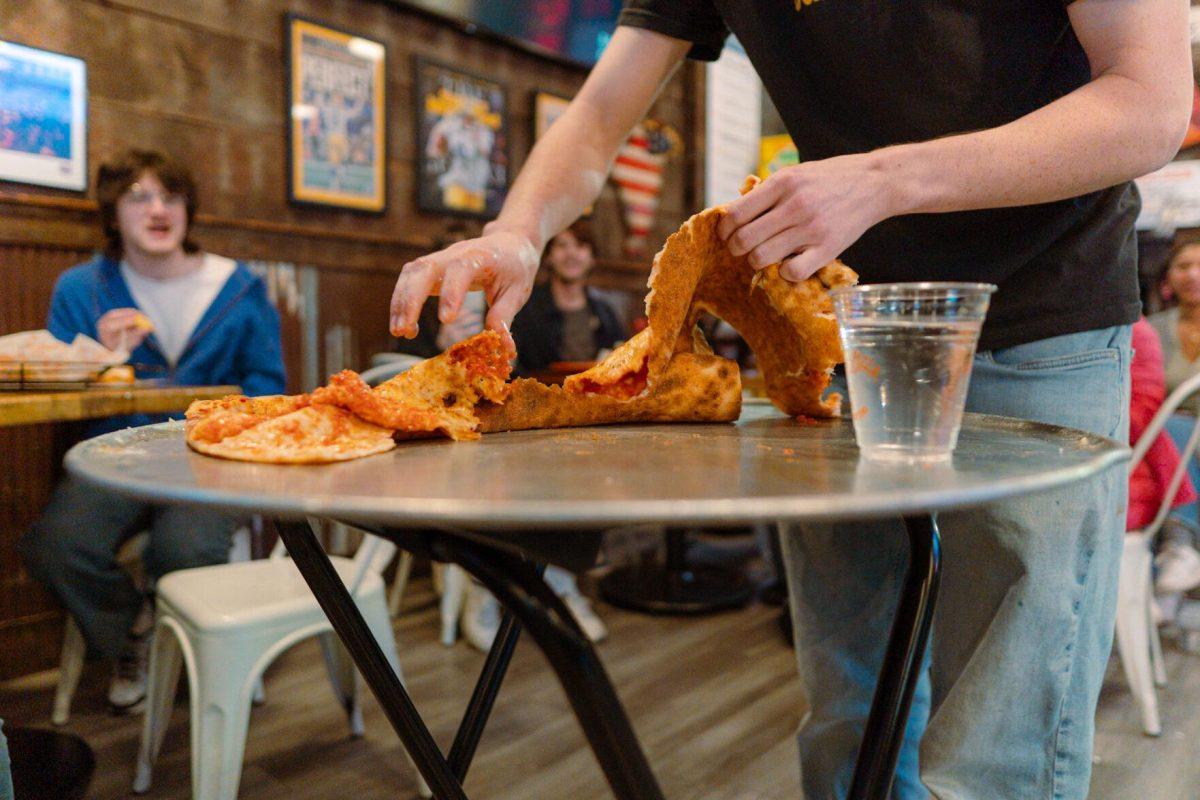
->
<box><xmin>286</xmin><ymin>15</ymin><xmax>387</xmax><ymax>212</ymax></box>
<box><xmin>704</xmin><ymin>38</ymin><xmax>761</xmax><ymax>208</ymax></box>
<box><xmin>1136</xmin><ymin>160</ymin><xmax>1200</xmax><ymax>235</ymax></box>
<box><xmin>415</xmin><ymin>58</ymin><xmax>509</xmax><ymax>219</ymax></box>
<box><xmin>0</xmin><ymin>40</ymin><xmax>87</xmax><ymax>191</ymax></box>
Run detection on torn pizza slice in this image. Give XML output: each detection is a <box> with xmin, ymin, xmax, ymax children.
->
<box><xmin>641</xmin><ymin>175</ymin><xmax>857</xmax><ymax>418</ymax></box>
<box><xmin>187</xmin><ymin>404</ymin><xmax>395</xmax><ymax>464</ymax></box>
<box><xmin>561</xmin><ymin>328</ymin><xmax>652</xmax><ymax>400</ymax></box>
<box><xmin>314</xmin><ymin>330</ymin><xmax>513</xmax><ymax>441</ymax></box>
<box><xmin>185</xmin><ymin>394</ymin><xmax>312</xmax><ymax>445</ymax></box>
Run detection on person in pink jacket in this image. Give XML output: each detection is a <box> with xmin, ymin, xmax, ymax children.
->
<box><xmin>1128</xmin><ymin>318</ymin><xmax>1197</xmax><ymax>531</ymax></box>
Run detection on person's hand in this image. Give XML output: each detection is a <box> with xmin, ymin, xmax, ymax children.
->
<box><xmin>716</xmin><ymin>153</ymin><xmax>897</xmax><ymax>281</ymax></box>
<box><xmin>96</xmin><ymin>308</ymin><xmax>153</xmax><ymax>352</ymax></box>
<box><xmin>389</xmin><ymin>228</ymin><xmax>540</xmax><ymax>353</ymax></box>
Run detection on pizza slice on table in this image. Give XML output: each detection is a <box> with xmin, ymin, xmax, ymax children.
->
<box><xmin>478</xmin><ymin>355</ymin><xmax>741</xmax><ymax>433</ymax></box>
<box><xmin>312</xmin><ymin>330</ymin><xmax>511</xmax><ymax>441</ymax></box>
<box><xmin>187</xmin><ymin>404</ymin><xmax>396</xmax><ymax>464</ymax></box>
<box><xmin>185</xmin><ymin>393</ymin><xmax>313</xmax><ymax>445</ymax></box>
<box><xmin>184</xmin><ymin>331</ymin><xmax>513</xmax><ymax>462</ymax></box>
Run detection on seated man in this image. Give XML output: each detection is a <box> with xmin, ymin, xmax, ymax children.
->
<box><xmin>19</xmin><ymin>148</ymin><xmax>285</xmax><ymax>713</ymax></box>
<box><xmin>434</xmin><ymin>221</ymin><xmax>618</xmax><ymax>650</ymax></box>
<box><xmin>508</xmin><ymin>220</ymin><xmax>625</xmax><ymax>375</ymax></box>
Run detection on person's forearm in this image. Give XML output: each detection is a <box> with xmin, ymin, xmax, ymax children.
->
<box><xmin>484</xmin><ymin>26</ymin><xmax>689</xmax><ymax>251</ymax></box>
<box><xmin>483</xmin><ymin>100</ymin><xmax>621</xmax><ymax>251</ymax></box>
<box><xmin>877</xmin><ymin>73</ymin><xmax>1191</xmax><ymax>217</ymax></box>
<box><xmin>877</xmin><ymin>0</ymin><xmax>1192</xmax><ymax>218</ymax></box>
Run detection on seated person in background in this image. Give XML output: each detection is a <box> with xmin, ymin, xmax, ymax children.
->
<box><xmin>434</xmin><ymin>221</ymin><xmax>613</xmax><ymax>651</ymax></box>
<box><xmin>508</xmin><ymin>220</ymin><xmax>625</xmax><ymax>375</ymax></box>
<box><xmin>19</xmin><ymin>148</ymin><xmax>285</xmax><ymax>713</ymax></box>
<box><xmin>1148</xmin><ymin>241</ymin><xmax>1200</xmax><ymax>409</ymax></box>
<box><xmin>1147</xmin><ymin>244</ymin><xmax>1200</xmax><ymax>596</ymax></box>
<box><xmin>1129</xmin><ymin>318</ymin><xmax>1197</xmax><ymax>531</ymax></box>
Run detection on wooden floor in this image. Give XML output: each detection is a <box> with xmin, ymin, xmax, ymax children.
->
<box><xmin>2</xmin><ymin>578</ymin><xmax>1198</xmax><ymax>799</ymax></box>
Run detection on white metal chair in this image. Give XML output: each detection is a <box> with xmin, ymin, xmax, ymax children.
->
<box><xmin>1116</xmin><ymin>369</ymin><xmax>1200</xmax><ymax>736</ymax></box>
<box><xmin>132</xmin><ymin>519</ymin><xmax>431</xmax><ymax>800</ymax></box>
<box><xmin>52</xmin><ymin>526</ymin><xmax>256</xmax><ymax>726</ymax></box>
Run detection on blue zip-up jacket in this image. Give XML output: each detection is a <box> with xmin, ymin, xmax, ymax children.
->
<box><xmin>47</xmin><ymin>254</ymin><xmax>286</xmax><ymax>436</ymax></box>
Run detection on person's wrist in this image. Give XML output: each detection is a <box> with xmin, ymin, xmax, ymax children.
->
<box><xmin>483</xmin><ymin>220</ymin><xmax>540</xmax><ymax>252</ymax></box>
<box><xmin>481</xmin><ymin>222</ymin><xmax>541</xmax><ymax>275</ymax></box>
<box><xmin>866</xmin><ymin>144</ymin><xmax>924</xmax><ymax>220</ymax></box>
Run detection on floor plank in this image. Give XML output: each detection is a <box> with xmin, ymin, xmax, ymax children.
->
<box><xmin>1</xmin><ymin>578</ymin><xmax>1197</xmax><ymax>799</ymax></box>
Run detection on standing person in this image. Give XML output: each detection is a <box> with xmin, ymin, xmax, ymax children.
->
<box><xmin>19</xmin><ymin>149</ymin><xmax>285</xmax><ymax>714</ymax></box>
<box><xmin>389</xmin><ymin>3</ymin><xmax>1191</xmax><ymax>797</ymax></box>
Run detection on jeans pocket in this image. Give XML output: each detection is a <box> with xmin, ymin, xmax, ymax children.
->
<box><xmin>985</xmin><ymin>344</ymin><xmax>1120</xmax><ymax>372</ymax></box>
<box><xmin>973</xmin><ymin>330</ymin><xmax>1128</xmax><ymax>439</ymax></box>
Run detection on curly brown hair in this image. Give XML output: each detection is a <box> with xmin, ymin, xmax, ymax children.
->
<box><xmin>96</xmin><ymin>149</ymin><xmax>200</xmax><ymax>260</ymax></box>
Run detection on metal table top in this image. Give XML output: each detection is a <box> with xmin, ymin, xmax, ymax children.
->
<box><xmin>64</xmin><ymin>403</ymin><xmax>1127</xmax><ymax>530</ymax></box>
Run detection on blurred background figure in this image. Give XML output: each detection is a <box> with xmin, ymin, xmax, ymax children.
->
<box><xmin>434</xmin><ymin>221</ymin><xmax>613</xmax><ymax>652</ymax></box>
<box><xmin>1148</xmin><ymin>243</ymin><xmax>1200</xmax><ymax>599</ymax></box>
<box><xmin>18</xmin><ymin>149</ymin><xmax>285</xmax><ymax>715</ymax></box>
<box><xmin>508</xmin><ymin>220</ymin><xmax>624</xmax><ymax>375</ymax></box>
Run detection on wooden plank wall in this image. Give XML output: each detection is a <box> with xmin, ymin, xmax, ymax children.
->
<box><xmin>0</xmin><ymin>0</ymin><xmax>699</xmax><ymax>679</ymax></box>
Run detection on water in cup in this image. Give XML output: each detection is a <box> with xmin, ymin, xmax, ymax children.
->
<box><xmin>842</xmin><ymin>319</ymin><xmax>981</xmax><ymax>462</ymax></box>
<box><xmin>831</xmin><ymin>283</ymin><xmax>995</xmax><ymax>463</ymax></box>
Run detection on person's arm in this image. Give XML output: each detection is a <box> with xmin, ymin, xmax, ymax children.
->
<box><xmin>719</xmin><ymin>0</ymin><xmax>1193</xmax><ymax>280</ymax></box>
<box><xmin>390</xmin><ymin>26</ymin><xmax>690</xmax><ymax>346</ymax></box>
<box><xmin>46</xmin><ymin>273</ymin><xmax>95</xmax><ymax>343</ymax></box>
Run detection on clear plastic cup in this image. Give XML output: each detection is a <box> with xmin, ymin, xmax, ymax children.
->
<box><xmin>830</xmin><ymin>282</ymin><xmax>996</xmax><ymax>463</ymax></box>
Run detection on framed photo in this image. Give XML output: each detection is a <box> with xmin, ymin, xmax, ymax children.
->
<box><xmin>286</xmin><ymin>15</ymin><xmax>386</xmax><ymax>212</ymax></box>
<box><xmin>415</xmin><ymin>58</ymin><xmax>508</xmax><ymax>219</ymax></box>
<box><xmin>0</xmin><ymin>40</ymin><xmax>87</xmax><ymax>191</ymax></box>
<box><xmin>532</xmin><ymin>91</ymin><xmax>570</xmax><ymax>141</ymax></box>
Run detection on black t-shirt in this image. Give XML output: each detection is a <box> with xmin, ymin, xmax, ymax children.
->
<box><xmin>618</xmin><ymin>0</ymin><xmax>1141</xmax><ymax>351</ymax></box>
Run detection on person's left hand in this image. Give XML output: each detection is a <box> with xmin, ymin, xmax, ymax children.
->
<box><xmin>716</xmin><ymin>153</ymin><xmax>897</xmax><ymax>281</ymax></box>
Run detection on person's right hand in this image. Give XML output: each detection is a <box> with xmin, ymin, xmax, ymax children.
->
<box><xmin>96</xmin><ymin>308</ymin><xmax>153</xmax><ymax>352</ymax></box>
<box><xmin>389</xmin><ymin>228</ymin><xmax>540</xmax><ymax>354</ymax></box>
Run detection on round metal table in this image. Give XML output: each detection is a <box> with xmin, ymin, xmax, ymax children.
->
<box><xmin>65</xmin><ymin>404</ymin><xmax>1126</xmax><ymax>800</ymax></box>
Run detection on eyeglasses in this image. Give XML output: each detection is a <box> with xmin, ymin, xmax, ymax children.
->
<box><xmin>122</xmin><ymin>184</ymin><xmax>186</xmax><ymax>208</ymax></box>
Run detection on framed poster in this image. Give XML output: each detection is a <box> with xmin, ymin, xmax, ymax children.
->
<box><xmin>532</xmin><ymin>91</ymin><xmax>570</xmax><ymax>141</ymax></box>
<box><xmin>286</xmin><ymin>15</ymin><xmax>386</xmax><ymax>212</ymax></box>
<box><xmin>415</xmin><ymin>58</ymin><xmax>508</xmax><ymax>219</ymax></box>
<box><xmin>0</xmin><ymin>40</ymin><xmax>87</xmax><ymax>191</ymax></box>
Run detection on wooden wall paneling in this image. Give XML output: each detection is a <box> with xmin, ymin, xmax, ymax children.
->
<box><xmin>315</xmin><ymin>268</ymin><xmax>403</xmax><ymax>377</ymax></box>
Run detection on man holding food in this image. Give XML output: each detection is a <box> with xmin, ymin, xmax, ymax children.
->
<box><xmin>19</xmin><ymin>149</ymin><xmax>284</xmax><ymax>714</ymax></box>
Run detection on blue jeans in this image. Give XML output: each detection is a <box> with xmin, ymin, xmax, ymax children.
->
<box><xmin>1163</xmin><ymin>413</ymin><xmax>1200</xmax><ymax>530</ymax></box>
<box><xmin>19</xmin><ymin>477</ymin><xmax>238</xmax><ymax>658</ymax></box>
<box><xmin>781</xmin><ymin>325</ymin><xmax>1131</xmax><ymax>800</ymax></box>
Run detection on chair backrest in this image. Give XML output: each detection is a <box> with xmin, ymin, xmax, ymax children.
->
<box><xmin>269</xmin><ymin>519</ymin><xmax>396</xmax><ymax>595</ymax></box>
<box><xmin>1130</xmin><ymin>369</ymin><xmax>1200</xmax><ymax>537</ymax></box>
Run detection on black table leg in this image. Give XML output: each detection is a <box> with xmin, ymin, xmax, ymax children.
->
<box><xmin>847</xmin><ymin>514</ymin><xmax>942</xmax><ymax>800</ymax></box>
<box><xmin>441</xmin><ymin>534</ymin><xmax>667</xmax><ymax>800</ymax></box>
<box><xmin>276</xmin><ymin>520</ymin><xmax>468</xmax><ymax>800</ymax></box>
<box><xmin>447</xmin><ymin>576</ymin><xmax>534</xmax><ymax>781</ymax></box>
